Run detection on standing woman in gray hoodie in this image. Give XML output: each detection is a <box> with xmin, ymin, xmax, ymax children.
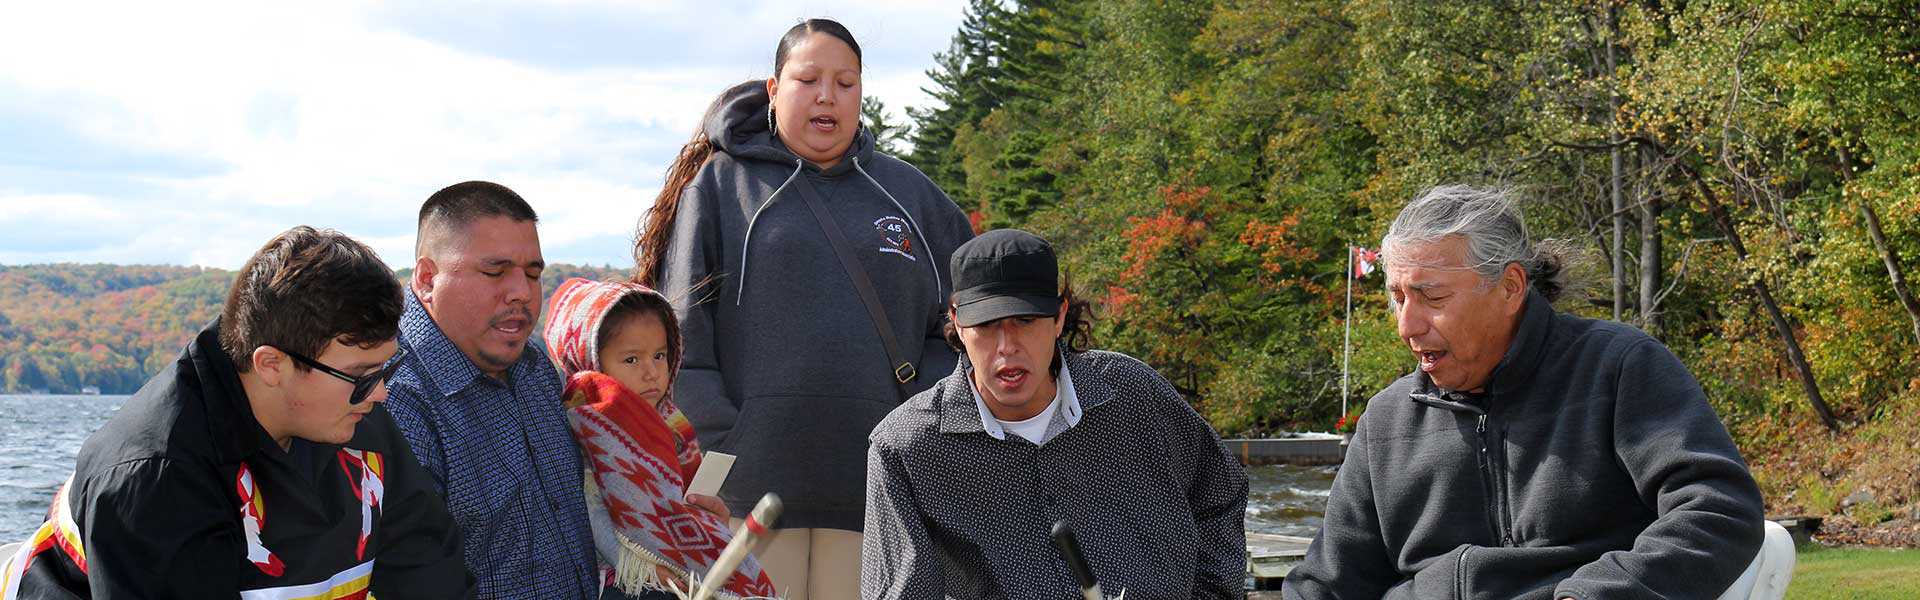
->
<box><xmin>630</xmin><ymin>18</ymin><xmax>975</xmax><ymax>600</ymax></box>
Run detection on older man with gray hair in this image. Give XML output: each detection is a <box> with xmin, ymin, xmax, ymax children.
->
<box><xmin>1284</xmin><ymin>185</ymin><xmax>1765</xmax><ymax>600</ymax></box>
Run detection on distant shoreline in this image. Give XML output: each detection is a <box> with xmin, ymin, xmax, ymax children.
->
<box><xmin>0</xmin><ymin>263</ymin><xmax>629</xmax><ymax>396</ymax></box>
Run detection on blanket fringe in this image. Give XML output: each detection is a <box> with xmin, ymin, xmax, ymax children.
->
<box><xmin>587</xmin><ymin>476</ymin><xmax>767</xmax><ymax>600</ymax></box>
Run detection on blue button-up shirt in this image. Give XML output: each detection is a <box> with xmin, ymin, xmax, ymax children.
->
<box><xmin>384</xmin><ymin>289</ymin><xmax>598</xmax><ymax>599</ymax></box>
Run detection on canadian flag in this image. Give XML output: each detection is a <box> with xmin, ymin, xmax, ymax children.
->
<box><xmin>1353</xmin><ymin>247</ymin><xmax>1379</xmax><ymax>279</ymax></box>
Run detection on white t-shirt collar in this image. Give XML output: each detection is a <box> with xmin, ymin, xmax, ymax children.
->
<box><xmin>971</xmin><ymin>353</ymin><xmax>1081</xmax><ymax>442</ymax></box>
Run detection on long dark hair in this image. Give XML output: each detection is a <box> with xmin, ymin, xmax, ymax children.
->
<box><xmin>632</xmin><ymin>18</ymin><xmax>864</xmax><ymax>287</ymax></box>
<box><xmin>632</xmin><ymin>117</ymin><xmax>718</xmax><ymax>287</ymax></box>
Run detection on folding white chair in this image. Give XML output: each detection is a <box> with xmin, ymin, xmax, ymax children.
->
<box><xmin>1714</xmin><ymin>520</ymin><xmax>1797</xmax><ymax>600</ymax></box>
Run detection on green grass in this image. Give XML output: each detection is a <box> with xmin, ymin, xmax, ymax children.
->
<box><xmin>1787</xmin><ymin>547</ymin><xmax>1920</xmax><ymax>599</ymax></box>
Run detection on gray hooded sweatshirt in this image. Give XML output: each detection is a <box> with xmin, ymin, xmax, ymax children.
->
<box><xmin>654</xmin><ymin>80</ymin><xmax>975</xmax><ymax>530</ymax></box>
<box><xmin>1284</xmin><ymin>290</ymin><xmax>1765</xmax><ymax>600</ymax></box>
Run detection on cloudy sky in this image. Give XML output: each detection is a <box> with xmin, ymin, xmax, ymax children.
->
<box><xmin>0</xmin><ymin>1</ymin><xmax>967</xmax><ymax>269</ymax></box>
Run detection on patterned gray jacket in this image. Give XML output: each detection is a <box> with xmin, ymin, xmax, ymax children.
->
<box><xmin>861</xmin><ymin>350</ymin><xmax>1248</xmax><ymax>599</ymax></box>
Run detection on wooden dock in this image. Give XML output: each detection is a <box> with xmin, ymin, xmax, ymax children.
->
<box><xmin>1223</xmin><ymin>434</ymin><xmax>1347</xmax><ymax>466</ymax></box>
<box><xmin>1246</xmin><ymin>532</ymin><xmax>1314</xmax><ymax>590</ymax></box>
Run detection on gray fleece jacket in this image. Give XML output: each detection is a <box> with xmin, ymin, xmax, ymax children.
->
<box><xmin>1284</xmin><ymin>290</ymin><xmax>1765</xmax><ymax>600</ymax></box>
<box><xmin>654</xmin><ymin>80</ymin><xmax>975</xmax><ymax>530</ymax></box>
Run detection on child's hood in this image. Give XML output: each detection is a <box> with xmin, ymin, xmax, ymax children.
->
<box><xmin>541</xmin><ymin>277</ymin><xmax>680</xmax><ymax>379</ymax></box>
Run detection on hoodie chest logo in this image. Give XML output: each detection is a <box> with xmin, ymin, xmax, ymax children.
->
<box><xmin>873</xmin><ymin>216</ymin><xmax>918</xmax><ymax>261</ymax></box>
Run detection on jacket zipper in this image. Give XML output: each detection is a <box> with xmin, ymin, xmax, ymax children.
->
<box><xmin>1475</xmin><ymin>411</ymin><xmax>1516</xmax><ymax>547</ymax></box>
<box><xmin>1413</xmin><ymin>389</ymin><xmax>1519</xmax><ymax>549</ymax></box>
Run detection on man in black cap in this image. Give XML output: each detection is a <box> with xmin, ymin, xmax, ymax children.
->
<box><xmin>859</xmin><ymin>229</ymin><xmax>1249</xmax><ymax>600</ymax></box>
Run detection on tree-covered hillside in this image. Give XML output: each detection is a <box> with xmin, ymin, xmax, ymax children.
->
<box><xmin>900</xmin><ymin>0</ymin><xmax>1920</xmax><ymax>522</ymax></box>
<box><xmin>0</xmin><ymin>263</ymin><xmax>630</xmax><ymax>394</ymax></box>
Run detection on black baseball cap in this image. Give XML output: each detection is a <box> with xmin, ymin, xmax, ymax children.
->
<box><xmin>950</xmin><ymin>229</ymin><xmax>1062</xmax><ymax>327</ymax></box>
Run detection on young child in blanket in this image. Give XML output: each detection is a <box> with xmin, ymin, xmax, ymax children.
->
<box><xmin>543</xmin><ymin>277</ymin><xmax>779</xmax><ymax>599</ymax></box>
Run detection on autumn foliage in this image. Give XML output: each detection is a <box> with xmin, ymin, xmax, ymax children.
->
<box><xmin>0</xmin><ymin>263</ymin><xmax>629</xmax><ymax>394</ymax></box>
<box><xmin>905</xmin><ymin>0</ymin><xmax>1920</xmax><ymax>450</ymax></box>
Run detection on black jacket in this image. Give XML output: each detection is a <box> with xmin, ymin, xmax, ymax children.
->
<box><xmin>1284</xmin><ymin>291</ymin><xmax>1765</xmax><ymax>600</ymax></box>
<box><xmin>1</xmin><ymin>319</ymin><xmax>473</xmax><ymax>599</ymax></box>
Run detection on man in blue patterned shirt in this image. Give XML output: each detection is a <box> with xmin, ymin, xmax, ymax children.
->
<box><xmin>384</xmin><ymin>181</ymin><xmax>599</xmax><ymax>599</ymax></box>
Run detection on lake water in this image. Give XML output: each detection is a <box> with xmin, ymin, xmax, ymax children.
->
<box><xmin>0</xmin><ymin>394</ymin><xmax>125</xmax><ymax>541</ymax></box>
<box><xmin>1245</xmin><ymin>461</ymin><xmax>1336</xmax><ymax>538</ymax></box>
<box><xmin>0</xmin><ymin>394</ymin><xmax>1334</xmax><ymax>542</ymax></box>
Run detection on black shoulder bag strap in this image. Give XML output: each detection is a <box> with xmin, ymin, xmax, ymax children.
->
<box><xmin>788</xmin><ymin>173</ymin><xmax>919</xmax><ymax>400</ymax></box>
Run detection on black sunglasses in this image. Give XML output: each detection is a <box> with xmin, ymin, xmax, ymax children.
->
<box><xmin>278</xmin><ymin>346</ymin><xmax>406</xmax><ymax>405</ymax></box>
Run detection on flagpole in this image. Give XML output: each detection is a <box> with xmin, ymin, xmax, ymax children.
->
<box><xmin>1343</xmin><ymin>245</ymin><xmax>1353</xmax><ymax>422</ymax></box>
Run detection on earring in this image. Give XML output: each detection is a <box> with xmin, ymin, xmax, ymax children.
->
<box><xmin>766</xmin><ymin>106</ymin><xmax>775</xmax><ymax>132</ymax></box>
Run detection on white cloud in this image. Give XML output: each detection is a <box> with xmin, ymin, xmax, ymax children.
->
<box><xmin>0</xmin><ymin>0</ymin><xmax>967</xmax><ymax>269</ymax></box>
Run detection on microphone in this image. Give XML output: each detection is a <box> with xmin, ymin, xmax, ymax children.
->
<box><xmin>690</xmin><ymin>493</ymin><xmax>783</xmax><ymax>600</ymax></box>
<box><xmin>1051</xmin><ymin>519</ymin><xmax>1104</xmax><ymax>600</ymax></box>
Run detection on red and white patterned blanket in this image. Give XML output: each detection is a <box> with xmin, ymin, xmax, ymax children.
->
<box><xmin>565</xmin><ymin>371</ymin><xmax>777</xmax><ymax>598</ymax></box>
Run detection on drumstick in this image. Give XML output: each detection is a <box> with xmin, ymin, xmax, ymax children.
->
<box><xmin>691</xmin><ymin>493</ymin><xmax>783</xmax><ymax>600</ymax></box>
<box><xmin>1051</xmin><ymin>519</ymin><xmax>1104</xmax><ymax>600</ymax></box>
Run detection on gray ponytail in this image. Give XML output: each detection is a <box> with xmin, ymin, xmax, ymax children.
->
<box><xmin>1381</xmin><ymin>185</ymin><xmax>1583</xmax><ymax>304</ymax></box>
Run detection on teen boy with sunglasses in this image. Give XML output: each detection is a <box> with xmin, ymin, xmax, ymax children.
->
<box><xmin>1</xmin><ymin>226</ymin><xmax>473</xmax><ymax>599</ymax></box>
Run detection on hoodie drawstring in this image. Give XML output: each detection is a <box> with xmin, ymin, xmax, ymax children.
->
<box><xmin>736</xmin><ymin>159</ymin><xmax>805</xmax><ymax>305</ymax></box>
<box><xmin>734</xmin><ymin>157</ymin><xmax>945</xmax><ymax>306</ymax></box>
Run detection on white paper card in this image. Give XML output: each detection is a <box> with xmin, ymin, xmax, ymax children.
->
<box><xmin>686</xmin><ymin>451</ymin><xmax>736</xmax><ymax>497</ymax></box>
